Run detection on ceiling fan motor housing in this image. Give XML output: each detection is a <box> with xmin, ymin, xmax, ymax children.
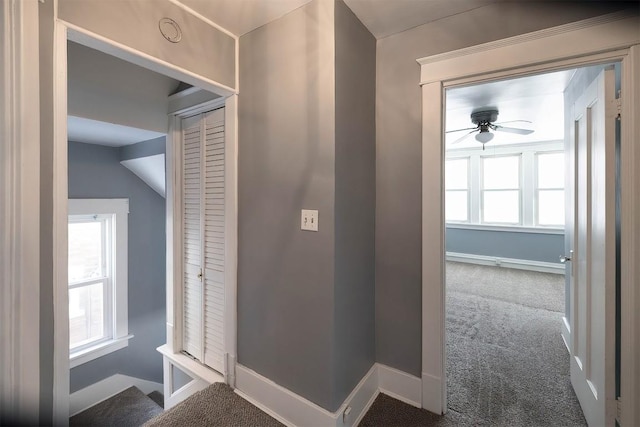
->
<box><xmin>471</xmin><ymin>109</ymin><xmax>499</xmax><ymax>125</ymax></box>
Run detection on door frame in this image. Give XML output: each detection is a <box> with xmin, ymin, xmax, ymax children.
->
<box><xmin>51</xmin><ymin>17</ymin><xmax>238</xmax><ymax>423</ymax></box>
<box><xmin>417</xmin><ymin>11</ymin><xmax>640</xmax><ymax>425</ymax></box>
<box><xmin>0</xmin><ymin>0</ymin><xmax>41</xmax><ymax>422</ymax></box>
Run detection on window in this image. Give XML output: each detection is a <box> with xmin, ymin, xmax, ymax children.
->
<box><xmin>536</xmin><ymin>152</ymin><xmax>565</xmax><ymax>226</ymax></box>
<box><xmin>445</xmin><ymin>158</ymin><xmax>469</xmax><ymax>222</ymax></box>
<box><xmin>445</xmin><ymin>142</ymin><xmax>565</xmax><ymax>230</ymax></box>
<box><xmin>482</xmin><ymin>155</ymin><xmax>521</xmax><ymax>224</ymax></box>
<box><xmin>68</xmin><ymin>199</ymin><xmax>131</xmax><ymax>367</ymax></box>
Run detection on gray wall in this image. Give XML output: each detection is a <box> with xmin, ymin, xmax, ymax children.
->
<box><xmin>375</xmin><ymin>1</ymin><xmax>634</xmax><ymax>377</ymax></box>
<box><xmin>59</xmin><ymin>0</ymin><xmax>236</xmax><ymax>89</ymax></box>
<box><xmin>68</xmin><ymin>41</ymin><xmax>179</xmax><ymax>134</ymax></box>
<box><xmin>120</xmin><ymin>136</ymin><xmax>167</xmax><ymax>161</ymax></box>
<box><xmin>238</xmin><ymin>0</ymin><xmax>337</xmax><ymax>410</ymax></box>
<box><xmin>239</xmin><ymin>0</ymin><xmax>376</xmax><ymax>411</ymax></box>
<box><xmin>333</xmin><ymin>0</ymin><xmax>376</xmax><ymax>409</ymax></box>
<box><xmin>68</xmin><ymin>141</ymin><xmax>166</xmax><ymax>393</ymax></box>
<box><xmin>446</xmin><ymin>228</ymin><xmax>564</xmax><ymax>264</ymax></box>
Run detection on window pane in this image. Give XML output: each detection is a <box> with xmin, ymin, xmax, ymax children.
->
<box><xmin>69</xmin><ymin>221</ymin><xmax>104</xmax><ymax>283</ymax></box>
<box><xmin>483</xmin><ymin>156</ymin><xmax>519</xmax><ymax>189</ymax></box>
<box><xmin>483</xmin><ymin>190</ymin><xmax>520</xmax><ymax>223</ymax></box>
<box><xmin>69</xmin><ymin>282</ymin><xmax>105</xmax><ymax>349</ymax></box>
<box><xmin>446</xmin><ymin>190</ymin><xmax>468</xmax><ymax>221</ymax></box>
<box><xmin>539</xmin><ymin>189</ymin><xmax>565</xmax><ymax>226</ymax></box>
<box><xmin>538</xmin><ymin>152</ymin><xmax>565</xmax><ymax>189</ymax></box>
<box><xmin>446</xmin><ymin>158</ymin><xmax>468</xmax><ymax>190</ymax></box>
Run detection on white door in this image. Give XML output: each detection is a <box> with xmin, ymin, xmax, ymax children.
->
<box><xmin>565</xmin><ymin>68</ymin><xmax>616</xmax><ymax>427</ymax></box>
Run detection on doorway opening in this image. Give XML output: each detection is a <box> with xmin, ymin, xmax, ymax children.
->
<box><xmin>443</xmin><ymin>62</ymin><xmax>620</xmax><ymax>425</ymax></box>
<box><xmin>58</xmin><ymin>29</ymin><xmax>236</xmax><ymax>421</ymax></box>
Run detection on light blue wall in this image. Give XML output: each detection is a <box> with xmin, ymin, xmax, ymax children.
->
<box><xmin>68</xmin><ymin>141</ymin><xmax>166</xmax><ymax>393</ymax></box>
<box><xmin>446</xmin><ymin>227</ymin><xmax>564</xmax><ymax>264</ymax></box>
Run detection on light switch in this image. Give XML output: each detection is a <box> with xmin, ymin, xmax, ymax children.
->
<box><xmin>301</xmin><ymin>209</ymin><xmax>318</xmax><ymax>231</ymax></box>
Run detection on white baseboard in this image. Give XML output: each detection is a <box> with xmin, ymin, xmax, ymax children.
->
<box><xmin>235</xmin><ymin>363</ymin><xmax>421</xmax><ymax>427</ymax></box>
<box><xmin>421</xmin><ymin>372</ymin><xmax>444</xmax><ymax>415</ymax></box>
<box><xmin>69</xmin><ymin>373</ymin><xmax>163</xmax><ymax>416</ymax></box>
<box><xmin>235</xmin><ymin>364</ymin><xmax>338</xmax><ymax>427</ymax></box>
<box><xmin>378</xmin><ymin>364</ymin><xmax>422</xmax><ymax>409</ymax></box>
<box><xmin>446</xmin><ymin>251</ymin><xmax>565</xmax><ymax>274</ymax></box>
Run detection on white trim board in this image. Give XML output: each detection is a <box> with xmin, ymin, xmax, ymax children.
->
<box><xmin>0</xmin><ymin>0</ymin><xmax>41</xmax><ymax>421</ymax></box>
<box><xmin>446</xmin><ymin>252</ymin><xmax>565</xmax><ymax>274</ymax></box>
<box><xmin>235</xmin><ymin>363</ymin><xmax>421</xmax><ymax>427</ymax></box>
<box><xmin>69</xmin><ymin>374</ymin><xmax>163</xmax><ymax>417</ymax></box>
<box><xmin>418</xmin><ymin>9</ymin><xmax>640</xmax><ymax>424</ymax></box>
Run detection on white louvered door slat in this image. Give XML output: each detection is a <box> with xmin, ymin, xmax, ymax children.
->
<box><xmin>203</xmin><ymin>108</ymin><xmax>226</xmax><ymax>372</ymax></box>
<box><xmin>181</xmin><ymin>114</ymin><xmax>203</xmax><ymax>360</ymax></box>
<box><xmin>181</xmin><ymin>107</ymin><xmax>226</xmax><ymax>374</ymax></box>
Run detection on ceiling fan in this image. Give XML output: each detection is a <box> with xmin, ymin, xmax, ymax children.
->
<box><xmin>447</xmin><ymin>109</ymin><xmax>534</xmax><ymax>148</ymax></box>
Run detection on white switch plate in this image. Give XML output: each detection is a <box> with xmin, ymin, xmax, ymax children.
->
<box><xmin>301</xmin><ymin>209</ymin><xmax>318</xmax><ymax>231</ymax></box>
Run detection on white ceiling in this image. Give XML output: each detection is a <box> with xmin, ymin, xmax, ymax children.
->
<box><xmin>343</xmin><ymin>0</ymin><xmax>497</xmax><ymax>39</ymax></box>
<box><xmin>67</xmin><ymin>116</ymin><xmax>166</xmax><ymax>147</ymax></box>
<box><xmin>445</xmin><ymin>69</ymin><xmax>577</xmax><ymax>149</ymax></box>
<box><xmin>180</xmin><ymin>0</ymin><xmax>313</xmax><ymax>36</ymax></box>
<box><xmin>178</xmin><ymin>0</ymin><xmax>500</xmax><ymax>39</ymax></box>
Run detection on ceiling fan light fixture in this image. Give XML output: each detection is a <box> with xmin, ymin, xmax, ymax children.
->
<box><xmin>475</xmin><ymin>129</ymin><xmax>494</xmax><ymax>144</ymax></box>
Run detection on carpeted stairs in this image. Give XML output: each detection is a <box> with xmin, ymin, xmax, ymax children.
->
<box><xmin>70</xmin><ymin>386</ymin><xmax>164</xmax><ymax>427</ymax></box>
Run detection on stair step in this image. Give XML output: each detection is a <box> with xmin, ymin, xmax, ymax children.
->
<box><xmin>70</xmin><ymin>386</ymin><xmax>163</xmax><ymax>427</ymax></box>
<box><xmin>147</xmin><ymin>390</ymin><xmax>164</xmax><ymax>409</ymax></box>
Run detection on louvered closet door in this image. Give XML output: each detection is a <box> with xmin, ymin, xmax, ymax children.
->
<box><xmin>181</xmin><ymin>114</ymin><xmax>204</xmax><ymax>360</ymax></box>
<box><xmin>180</xmin><ymin>107</ymin><xmax>226</xmax><ymax>374</ymax></box>
<box><xmin>202</xmin><ymin>108</ymin><xmax>225</xmax><ymax>373</ymax></box>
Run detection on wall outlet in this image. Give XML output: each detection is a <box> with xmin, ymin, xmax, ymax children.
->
<box><xmin>301</xmin><ymin>209</ymin><xmax>318</xmax><ymax>231</ymax></box>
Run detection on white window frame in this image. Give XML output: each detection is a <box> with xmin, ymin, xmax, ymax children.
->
<box><xmin>445</xmin><ymin>157</ymin><xmax>470</xmax><ymax>223</ymax></box>
<box><xmin>446</xmin><ymin>140</ymin><xmax>564</xmax><ymax>232</ymax></box>
<box><xmin>68</xmin><ymin>198</ymin><xmax>132</xmax><ymax>368</ymax></box>
<box><xmin>534</xmin><ymin>151</ymin><xmax>565</xmax><ymax>227</ymax></box>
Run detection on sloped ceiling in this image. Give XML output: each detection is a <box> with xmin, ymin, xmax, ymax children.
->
<box><xmin>178</xmin><ymin>0</ymin><xmax>501</xmax><ymax>38</ymax></box>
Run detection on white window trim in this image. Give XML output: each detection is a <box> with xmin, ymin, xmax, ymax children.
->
<box><xmin>68</xmin><ymin>198</ymin><xmax>132</xmax><ymax>367</ymax></box>
<box><xmin>446</xmin><ymin>140</ymin><xmax>564</xmax><ymax>230</ymax></box>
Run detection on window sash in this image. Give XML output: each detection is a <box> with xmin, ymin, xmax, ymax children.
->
<box><xmin>536</xmin><ymin>188</ymin><xmax>565</xmax><ymax>226</ymax></box>
<box><xmin>68</xmin><ymin>214</ymin><xmax>114</xmax><ymax>353</ymax></box>
<box><xmin>69</xmin><ymin>277</ymin><xmax>113</xmax><ymax>353</ymax></box>
<box><xmin>445</xmin><ymin>189</ymin><xmax>469</xmax><ymax>222</ymax></box>
<box><xmin>481</xmin><ymin>189</ymin><xmax>522</xmax><ymax>225</ymax></box>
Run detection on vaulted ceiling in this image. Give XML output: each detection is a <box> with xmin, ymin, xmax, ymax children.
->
<box><xmin>178</xmin><ymin>0</ymin><xmax>504</xmax><ymax>39</ymax></box>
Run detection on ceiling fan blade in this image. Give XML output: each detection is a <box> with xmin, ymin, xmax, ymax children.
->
<box><xmin>449</xmin><ymin>129</ymin><xmax>477</xmax><ymax>145</ymax></box>
<box><xmin>493</xmin><ymin>120</ymin><xmax>532</xmax><ymax>126</ymax></box>
<box><xmin>493</xmin><ymin>125</ymin><xmax>534</xmax><ymax>135</ymax></box>
<box><xmin>446</xmin><ymin>126</ymin><xmax>478</xmax><ymax>134</ymax></box>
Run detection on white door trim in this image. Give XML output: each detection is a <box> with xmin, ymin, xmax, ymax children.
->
<box><xmin>0</xmin><ymin>0</ymin><xmax>41</xmax><ymax>422</ymax></box>
<box><xmin>53</xmin><ymin>19</ymin><xmax>239</xmax><ymax>420</ymax></box>
<box><xmin>418</xmin><ymin>11</ymin><xmax>640</xmax><ymax>425</ymax></box>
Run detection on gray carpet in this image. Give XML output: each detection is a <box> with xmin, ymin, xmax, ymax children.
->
<box><xmin>145</xmin><ymin>382</ymin><xmax>284</xmax><ymax>427</ymax></box>
<box><xmin>362</xmin><ymin>262</ymin><xmax>586</xmax><ymax>427</ymax></box>
<box><xmin>70</xmin><ymin>386</ymin><xmax>163</xmax><ymax>427</ymax></box>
